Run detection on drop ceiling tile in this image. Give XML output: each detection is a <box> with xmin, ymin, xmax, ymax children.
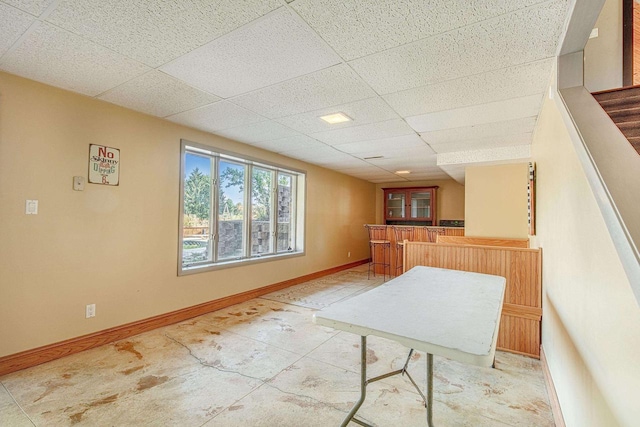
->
<box><xmin>369</xmin><ymin>151</ymin><xmax>438</xmax><ymax>170</ymax></box>
<box><xmin>161</xmin><ymin>8</ymin><xmax>340</xmax><ymax>98</ymax></box>
<box><xmin>420</xmin><ymin>117</ymin><xmax>537</xmax><ymax>146</ymax></box>
<box><xmin>3</xmin><ymin>0</ymin><xmax>48</xmax><ymax>16</ymax></box>
<box><xmin>231</xmin><ymin>64</ymin><xmax>376</xmax><ymax>119</ymax></box>
<box><xmin>280</xmin><ymin>145</ymin><xmax>348</xmax><ymax>162</ymax></box>
<box><xmin>311</xmin><ymin>118</ymin><xmax>414</xmax><ymax>146</ymax></box>
<box><xmin>45</xmin><ymin>0</ymin><xmax>282</xmax><ymax>67</ymax></box>
<box><xmin>0</xmin><ymin>22</ymin><xmax>149</xmax><ymax>96</ymax></box>
<box><xmin>334</xmin><ymin>165</ymin><xmax>387</xmax><ymax>175</ymax></box>
<box><xmin>406</xmin><ymin>94</ymin><xmax>544</xmax><ymax>133</ymax></box>
<box><xmin>292</xmin><ymin>0</ymin><xmax>541</xmax><ymax>61</ymax></box>
<box><xmin>275</xmin><ymin>97</ymin><xmax>399</xmax><ymax>134</ymax></box>
<box><xmin>215</xmin><ymin>121</ymin><xmax>299</xmax><ymax>144</ymax></box>
<box><xmin>403</xmin><ymin>171</ymin><xmax>451</xmax><ymax>181</ymax></box>
<box><xmin>337</xmin><ymin>134</ymin><xmax>430</xmax><ymax>155</ymax></box>
<box><xmin>98</xmin><ymin>71</ymin><xmax>220</xmax><ymax>117</ymax></box>
<box><xmin>428</xmin><ymin>133</ymin><xmax>533</xmax><ymax>154</ymax></box>
<box><xmin>383</xmin><ymin>59</ymin><xmax>554</xmax><ymax>118</ymax></box>
<box><xmin>370</xmin><ymin>176</ymin><xmax>407</xmax><ymax>184</ymax></box>
<box><xmin>252</xmin><ymin>135</ymin><xmax>326</xmax><ymax>153</ymax></box>
<box><xmin>437</xmin><ymin>145</ymin><xmax>531</xmax><ymax>166</ymax></box>
<box><xmin>349</xmin><ymin>0</ymin><xmax>568</xmax><ymax>94</ymax></box>
<box><xmin>166</xmin><ymin>101</ymin><xmax>265</xmax><ymax>133</ymax></box>
<box><xmin>0</xmin><ymin>3</ymin><xmax>34</xmax><ymax>56</ymax></box>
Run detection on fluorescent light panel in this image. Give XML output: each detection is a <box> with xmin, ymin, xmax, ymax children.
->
<box><xmin>320</xmin><ymin>112</ymin><xmax>352</xmax><ymax>124</ymax></box>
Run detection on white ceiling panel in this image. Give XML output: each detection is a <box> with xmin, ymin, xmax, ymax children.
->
<box><xmin>406</xmin><ymin>94</ymin><xmax>544</xmax><ymax>133</ymax></box>
<box><xmin>98</xmin><ymin>71</ymin><xmax>220</xmax><ymax>118</ymax></box>
<box><xmin>230</xmin><ymin>64</ymin><xmax>376</xmax><ymax>119</ymax></box>
<box><xmin>437</xmin><ymin>145</ymin><xmax>531</xmax><ymax>166</ymax></box>
<box><xmin>312</xmin><ymin>118</ymin><xmax>415</xmax><ymax>146</ymax></box>
<box><xmin>45</xmin><ymin>0</ymin><xmax>282</xmax><ymax>67</ymax></box>
<box><xmin>2</xmin><ymin>0</ymin><xmax>49</xmax><ymax>16</ymax></box>
<box><xmin>384</xmin><ymin>59</ymin><xmax>554</xmax><ymax>118</ymax></box>
<box><xmin>349</xmin><ymin>0</ymin><xmax>568</xmax><ymax>94</ymax></box>
<box><xmin>161</xmin><ymin>8</ymin><xmax>340</xmax><ymax>98</ymax></box>
<box><xmin>275</xmin><ymin>96</ymin><xmax>399</xmax><ymax>134</ymax></box>
<box><xmin>338</xmin><ymin>134</ymin><xmax>432</xmax><ymax>155</ymax></box>
<box><xmin>369</xmin><ymin>151</ymin><xmax>439</xmax><ymax>171</ymax></box>
<box><xmin>314</xmin><ymin>156</ymin><xmax>371</xmax><ymax>169</ymax></box>
<box><xmin>215</xmin><ymin>121</ymin><xmax>299</xmax><ymax>144</ymax></box>
<box><xmin>420</xmin><ymin>117</ymin><xmax>537</xmax><ymax>146</ymax></box>
<box><xmin>429</xmin><ymin>133</ymin><xmax>533</xmax><ymax>154</ymax></box>
<box><xmin>0</xmin><ymin>22</ymin><xmax>149</xmax><ymax>96</ymax></box>
<box><xmin>0</xmin><ymin>2</ymin><xmax>34</xmax><ymax>56</ymax></box>
<box><xmin>166</xmin><ymin>101</ymin><xmax>265</xmax><ymax>133</ymax></box>
<box><xmin>280</xmin><ymin>145</ymin><xmax>350</xmax><ymax>162</ymax></box>
<box><xmin>403</xmin><ymin>171</ymin><xmax>451</xmax><ymax>181</ymax></box>
<box><xmin>253</xmin><ymin>135</ymin><xmax>327</xmax><ymax>153</ymax></box>
<box><xmin>292</xmin><ymin>0</ymin><xmax>542</xmax><ymax>61</ymax></box>
<box><xmin>0</xmin><ymin>0</ymin><xmax>574</xmax><ymax>183</ymax></box>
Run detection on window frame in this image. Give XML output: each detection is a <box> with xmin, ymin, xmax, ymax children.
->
<box><xmin>178</xmin><ymin>139</ymin><xmax>306</xmax><ymax>275</ymax></box>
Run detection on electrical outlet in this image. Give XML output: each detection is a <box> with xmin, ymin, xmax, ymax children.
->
<box><xmin>348</xmin><ymin>251</ymin><xmax>351</xmax><ymax>258</ymax></box>
<box><xmin>86</xmin><ymin>304</ymin><xmax>96</xmax><ymax>318</ymax></box>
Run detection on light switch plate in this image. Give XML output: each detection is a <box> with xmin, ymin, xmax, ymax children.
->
<box><xmin>26</xmin><ymin>200</ymin><xmax>38</xmax><ymax>215</ymax></box>
<box><xmin>73</xmin><ymin>176</ymin><xmax>85</xmax><ymax>191</ymax></box>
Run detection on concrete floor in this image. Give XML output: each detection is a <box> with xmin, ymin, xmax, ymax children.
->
<box><xmin>0</xmin><ymin>266</ymin><xmax>554</xmax><ymax>426</ymax></box>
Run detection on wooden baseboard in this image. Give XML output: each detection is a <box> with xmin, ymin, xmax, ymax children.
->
<box><xmin>0</xmin><ymin>260</ymin><xmax>367</xmax><ymax>377</ymax></box>
<box><xmin>540</xmin><ymin>346</ymin><xmax>566</xmax><ymax>427</ymax></box>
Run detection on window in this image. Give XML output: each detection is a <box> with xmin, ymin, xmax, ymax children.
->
<box><xmin>179</xmin><ymin>140</ymin><xmax>305</xmax><ymax>274</ymax></box>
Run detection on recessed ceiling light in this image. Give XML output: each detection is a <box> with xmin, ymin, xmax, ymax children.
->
<box><xmin>320</xmin><ymin>112</ymin><xmax>352</xmax><ymax>124</ymax></box>
<box><xmin>395</xmin><ymin>170</ymin><xmax>411</xmax><ymax>174</ymax></box>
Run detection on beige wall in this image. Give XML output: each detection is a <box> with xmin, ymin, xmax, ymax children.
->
<box><xmin>584</xmin><ymin>0</ymin><xmax>623</xmax><ymax>92</ymax></box>
<box><xmin>533</xmin><ymin>92</ymin><xmax>640</xmax><ymax>426</ymax></box>
<box><xmin>374</xmin><ymin>179</ymin><xmax>465</xmax><ymax>225</ymax></box>
<box><xmin>464</xmin><ymin>164</ymin><xmax>529</xmax><ymax>238</ymax></box>
<box><xmin>0</xmin><ymin>72</ymin><xmax>376</xmax><ymax>357</ymax></box>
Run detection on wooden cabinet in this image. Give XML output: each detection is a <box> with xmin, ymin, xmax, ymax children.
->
<box><xmin>383</xmin><ymin>187</ymin><xmax>438</xmax><ymax>225</ymax></box>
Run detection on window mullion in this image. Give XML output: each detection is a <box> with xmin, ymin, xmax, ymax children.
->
<box><xmin>270</xmin><ymin>171</ymin><xmax>277</xmax><ymax>254</ymax></box>
<box><xmin>244</xmin><ymin>164</ymin><xmax>252</xmax><ymax>259</ymax></box>
<box><xmin>211</xmin><ymin>156</ymin><xmax>219</xmax><ymax>263</ymax></box>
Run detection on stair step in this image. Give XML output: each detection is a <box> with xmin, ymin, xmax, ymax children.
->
<box><xmin>592</xmin><ymin>85</ymin><xmax>640</xmax><ymax>101</ymax></box>
<box><xmin>597</xmin><ymin>94</ymin><xmax>640</xmax><ymax>111</ymax></box>
<box><xmin>627</xmin><ymin>139</ymin><xmax>640</xmax><ymax>156</ymax></box>
<box><xmin>607</xmin><ymin>107</ymin><xmax>640</xmax><ymax>123</ymax></box>
<box><xmin>615</xmin><ymin>122</ymin><xmax>640</xmax><ymax>137</ymax></box>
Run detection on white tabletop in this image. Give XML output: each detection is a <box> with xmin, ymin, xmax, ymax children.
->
<box><xmin>313</xmin><ymin>266</ymin><xmax>506</xmax><ymax>367</ymax></box>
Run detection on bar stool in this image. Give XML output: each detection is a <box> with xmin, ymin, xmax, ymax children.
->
<box><xmin>365</xmin><ymin>225</ymin><xmax>391</xmax><ymax>280</ymax></box>
<box><xmin>427</xmin><ymin>227</ymin><xmax>446</xmax><ymax>242</ymax></box>
<box><xmin>392</xmin><ymin>226</ymin><xmax>415</xmax><ymax>276</ymax></box>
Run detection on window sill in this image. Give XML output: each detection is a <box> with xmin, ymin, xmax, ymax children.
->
<box><xmin>178</xmin><ymin>250</ymin><xmax>305</xmax><ymax>276</ymax></box>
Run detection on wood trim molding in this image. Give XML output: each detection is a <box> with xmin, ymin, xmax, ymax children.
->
<box><xmin>436</xmin><ymin>235</ymin><xmax>530</xmax><ymax>248</ymax></box>
<box><xmin>540</xmin><ymin>346</ymin><xmax>566</xmax><ymax>427</ymax></box>
<box><xmin>0</xmin><ymin>259</ymin><xmax>367</xmax><ymax>377</ymax></box>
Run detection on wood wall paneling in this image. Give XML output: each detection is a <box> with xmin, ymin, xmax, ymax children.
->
<box><xmin>403</xmin><ymin>241</ymin><xmax>542</xmax><ymax>357</ymax></box>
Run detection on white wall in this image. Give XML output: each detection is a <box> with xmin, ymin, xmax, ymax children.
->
<box><xmin>584</xmin><ymin>0</ymin><xmax>623</xmax><ymax>92</ymax></box>
<box><xmin>532</xmin><ymin>91</ymin><xmax>640</xmax><ymax>426</ymax></box>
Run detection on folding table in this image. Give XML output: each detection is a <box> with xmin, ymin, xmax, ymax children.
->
<box><xmin>313</xmin><ymin>266</ymin><xmax>506</xmax><ymax>426</ymax></box>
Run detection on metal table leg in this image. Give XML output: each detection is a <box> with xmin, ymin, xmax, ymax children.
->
<box><xmin>340</xmin><ymin>337</ymin><xmax>436</xmax><ymax>426</ymax></box>
<box><xmin>341</xmin><ymin>336</ymin><xmax>370</xmax><ymax>427</ymax></box>
<box><xmin>426</xmin><ymin>353</ymin><xmax>434</xmax><ymax>427</ymax></box>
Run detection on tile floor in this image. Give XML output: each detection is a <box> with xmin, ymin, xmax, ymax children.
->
<box><xmin>0</xmin><ymin>266</ymin><xmax>555</xmax><ymax>426</ymax></box>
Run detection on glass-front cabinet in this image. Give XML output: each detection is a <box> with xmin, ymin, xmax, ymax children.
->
<box><xmin>383</xmin><ymin>186</ymin><xmax>438</xmax><ymax>225</ymax></box>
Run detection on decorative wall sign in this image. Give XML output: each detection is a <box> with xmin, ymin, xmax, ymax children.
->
<box><xmin>89</xmin><ymin>144</ymin><xmax>120</xmax><ymax>186</ymax></box>
<box><xmin>527</xmin><ymin>162</ymin><xmax>536</xmax><ymax>235</ymax></box>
